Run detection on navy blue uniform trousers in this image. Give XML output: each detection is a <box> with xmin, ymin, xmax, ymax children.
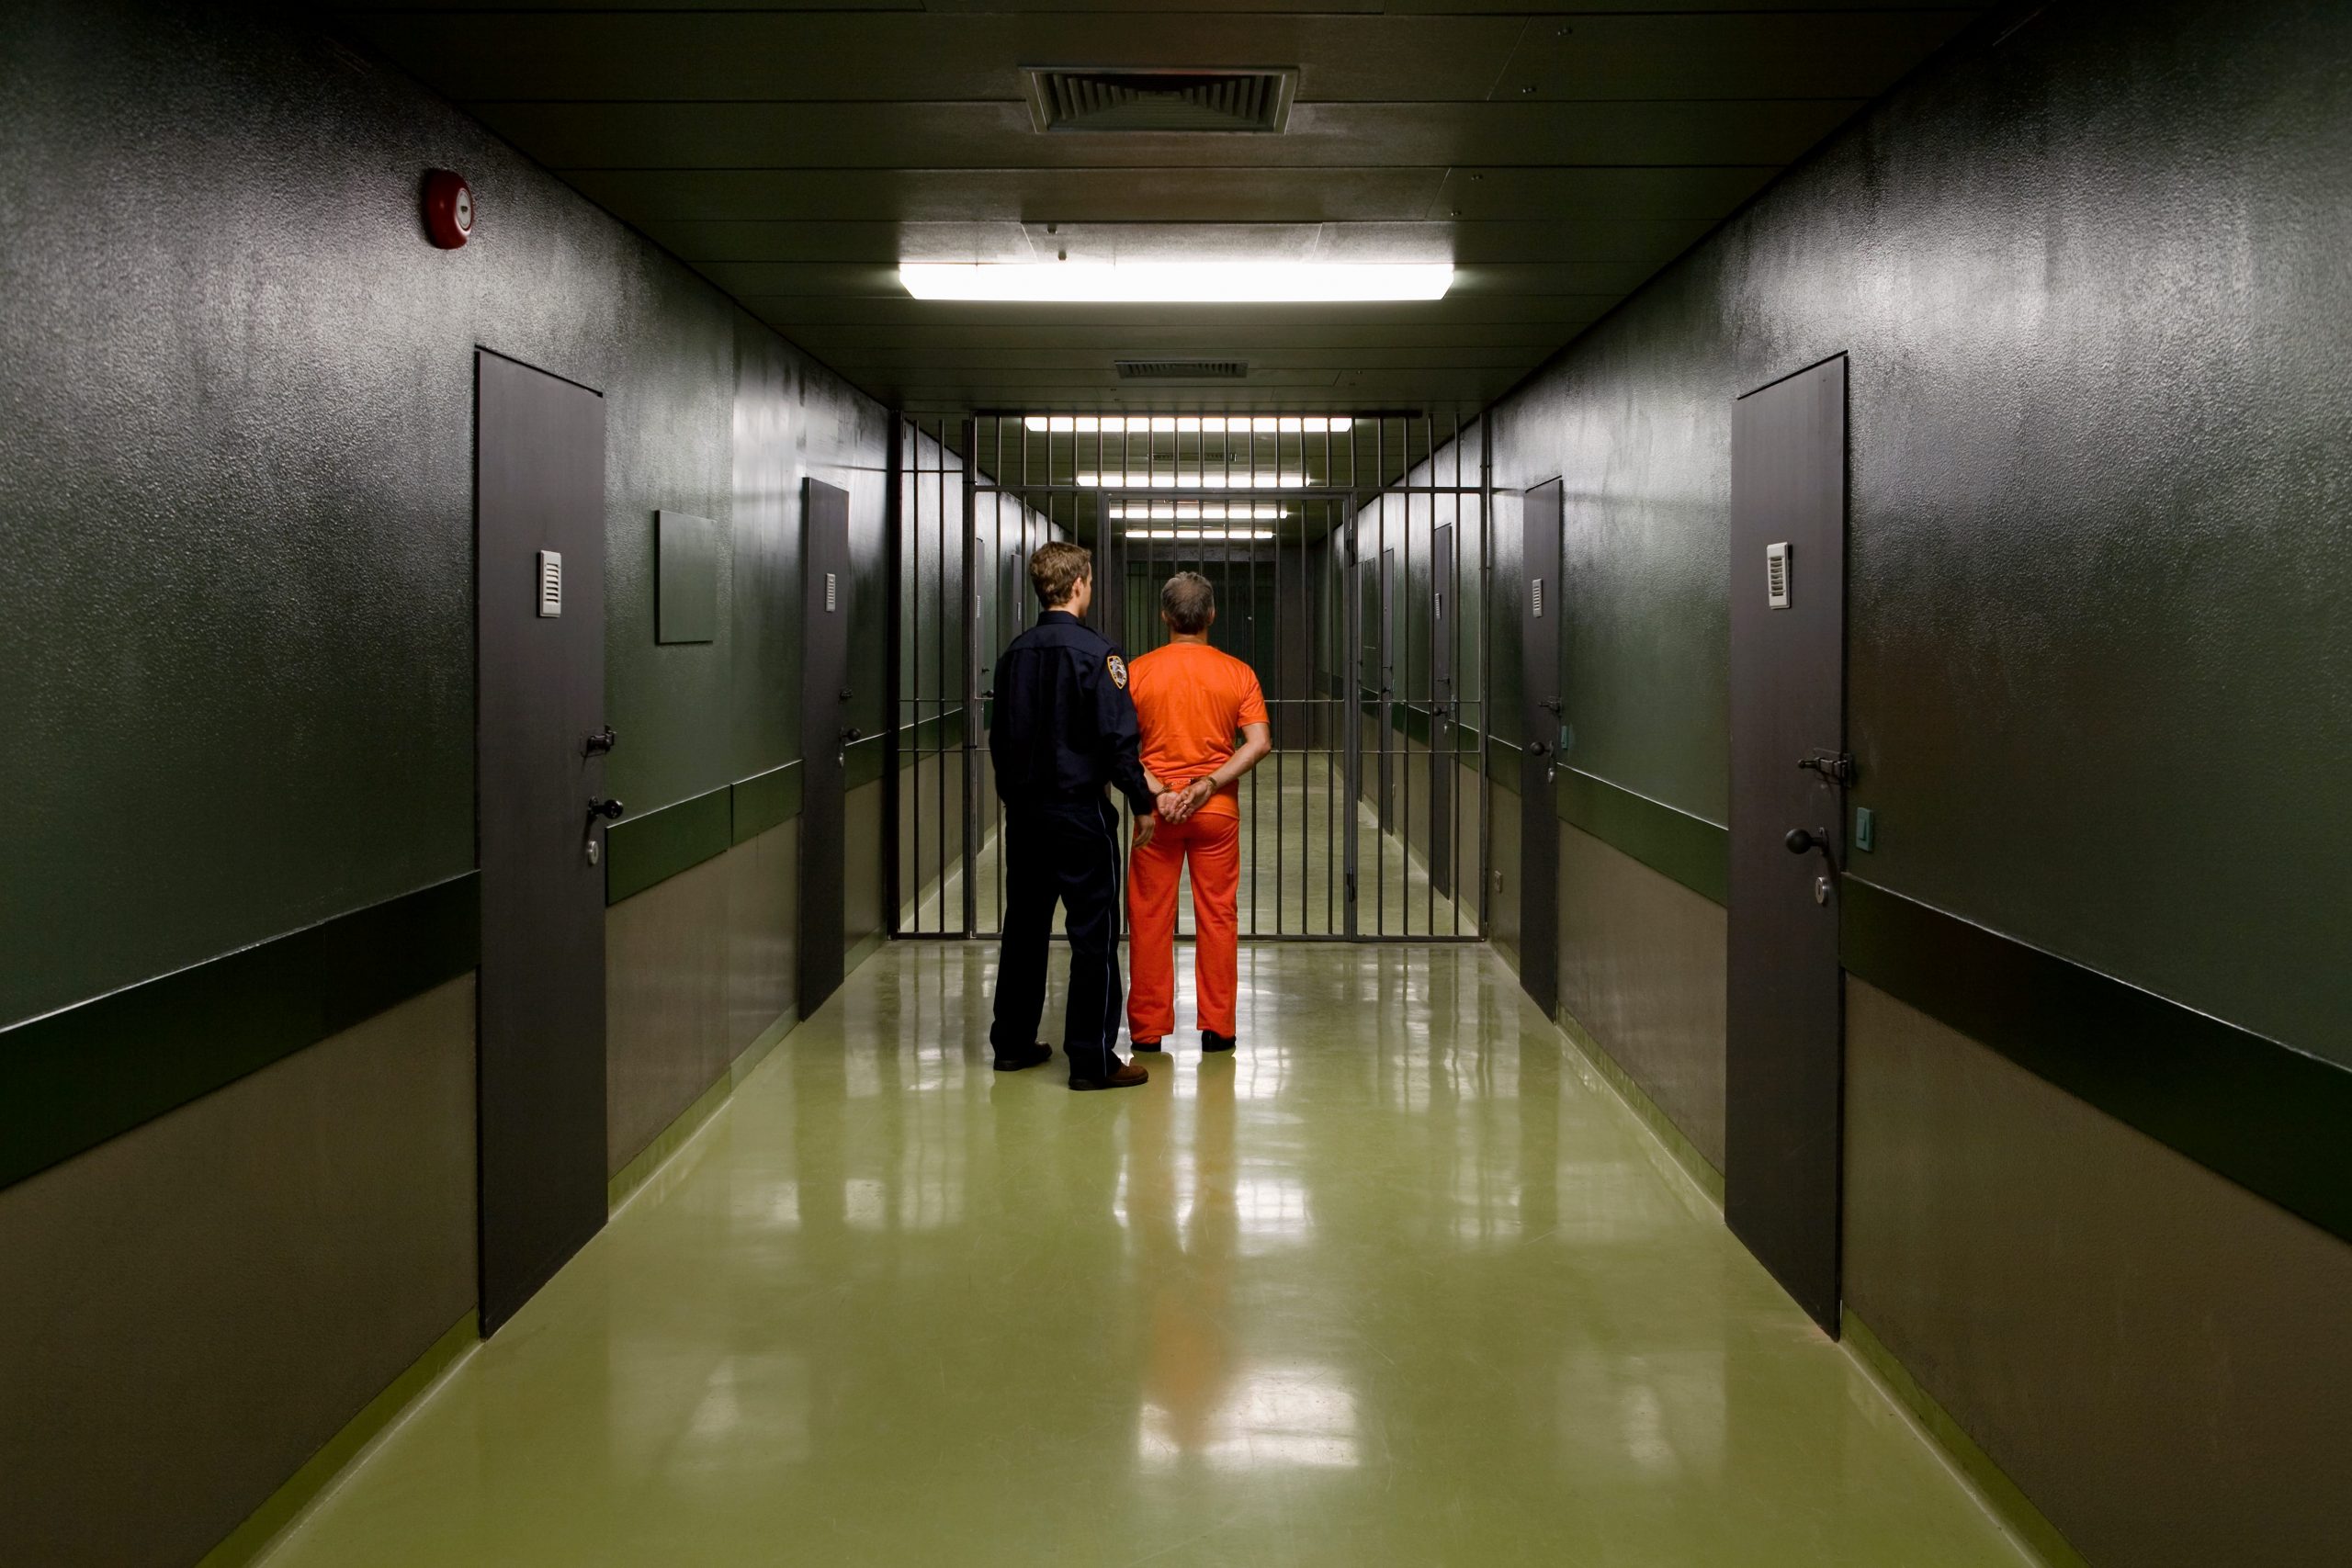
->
<box><xmin>991</xmin><ymin>795</ymin><xmax>1125</xmax><ymax>1075</ymax></box>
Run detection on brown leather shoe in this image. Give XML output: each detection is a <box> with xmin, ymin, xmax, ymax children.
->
<box><xmin>1069</xmin><ymin>1055</ymin><xmax>1149</xmax><ymax>1091</ymax></box>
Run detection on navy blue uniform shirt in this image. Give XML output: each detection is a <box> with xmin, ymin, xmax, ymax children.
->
<box><xmin>990</xmin><ymin>609</ymin><xmax>1155</xmax><ymax>814</ymax></box>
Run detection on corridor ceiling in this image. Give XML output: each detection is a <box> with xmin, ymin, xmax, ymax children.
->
<box><xmin>335</xmin><ymin>4</ymin><xmax>1986</xmax><ymax>417</ymax></box>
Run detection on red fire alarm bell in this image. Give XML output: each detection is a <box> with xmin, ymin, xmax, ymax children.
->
<box><xmin>423</xmin><ymin>169</ymin><xmax>474</xmax><ymax>249</ymax></box>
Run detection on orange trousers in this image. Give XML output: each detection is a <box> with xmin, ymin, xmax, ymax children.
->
<box><xmin>1125</xmin><ymin>810</ymin><xmax>1240</xmax><ymax>1041</ymax></box>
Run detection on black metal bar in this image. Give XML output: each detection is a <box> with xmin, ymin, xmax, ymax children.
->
<box><xmin>883</xmin><ymin>412</ymin><xmax>906</xmax><ymax>938</ymax></box>
<box><xmin>1477</xmin><ymin>412</ymin><xmax>1495</xmax><ymax>936</ymax></box>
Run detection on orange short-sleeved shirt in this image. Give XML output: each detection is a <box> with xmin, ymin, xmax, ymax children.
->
<box><xmin>1127</xmin><ymin>641</ymin><xmax>1269</xmax><ymax>820</ymax></box>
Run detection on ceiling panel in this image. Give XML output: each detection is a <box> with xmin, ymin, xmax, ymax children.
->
<box><xmin>636</xmin><ymin>219</ymin><xmax>1716</xmax><ymax>266</ymax></box>
<box><xmin>337</xmin><ymin>11</ymin><xmax>1970</xmax><ymax>103</ymax></box>
<box><xmin>331</xmin><ymin>3</ymin><xmax>1989</xmax><ymax>416</ymax></box>
<box><xmin>468</xmin><ymin>99</ymin><xmax>1869</xmax><ymax>171</ymax></box>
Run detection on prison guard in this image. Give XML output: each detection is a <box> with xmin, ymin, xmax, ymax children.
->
<box><xmin>988</xmin><ymin>610</ymin><xmax>1155</xmax><ymax>1076</ymax></box>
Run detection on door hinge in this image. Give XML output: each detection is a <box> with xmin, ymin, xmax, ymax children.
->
<box><xmin>1798</xmin><ymin>750</ymin><xmax>1855</xmax><ymax>786</ymax></box>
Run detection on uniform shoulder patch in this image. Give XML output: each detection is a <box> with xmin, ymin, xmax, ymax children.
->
<box><xmin>1106</xmin><ymin>653</ymin><xmax>1127</xmax><ymax>690</ymax></box>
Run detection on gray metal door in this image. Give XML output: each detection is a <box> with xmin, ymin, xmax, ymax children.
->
<box><xmin>1726</xmin><ymin>355</ymin><xmax>1849</xmax><ymax>1337</ymax></box>
<box><xmin>797</xmin><ymin>479</ymin><xmax>854</xmax><ymax>1012</ymax></box>
<box><xmin>474</xmin><ymin>350</ymin><xmax>609</xmax><ymax>1337</ymax></box>
<box><xmin>1517</xmin><ymin>479</ymin><xmax>1564</xmax><ymax>1015</ymax></box>
<box><xmin>1428</xmin><ymin>523</ymin><xmax>1455</xmax><ymax>897</ymax></box>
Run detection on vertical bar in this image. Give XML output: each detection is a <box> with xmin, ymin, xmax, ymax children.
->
<box><xmin>961</xmin><ymin>416</ymin><xmax>980</xmax><ymax>938</ymax></box>
<box><xmin>1477</xmin><ymin>412</ymin><xmax>1495</xmax><ymax>936</ymax></box>
<box><xmin>884</xmin><ymin>412</ymin><xmax>905</xmax><ymax>936</ymax></box>
<box><xmin>1272</xmin><ymin>471</ymin><xmax>1285</xmax><ymax>937</ymax></box>
<box><xmin>1439</xmin><ymin>411</ymin><xmax>1458</xmax><ymax>940</ymax></box>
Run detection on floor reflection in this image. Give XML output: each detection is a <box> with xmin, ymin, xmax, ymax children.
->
<box><xmin>263</xmin><ymin>942</ymin><xmax>2030</xmax><ymax>1568</ymax></box>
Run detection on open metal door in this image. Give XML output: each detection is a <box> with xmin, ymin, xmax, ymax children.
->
<box><xmin>1726</xmin><ymin>355</ymin><xmax>1849</xmax><ymax>1337</ymax></box>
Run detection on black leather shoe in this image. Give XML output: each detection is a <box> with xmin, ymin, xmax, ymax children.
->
<box><xmin>992</xmin><ymin>1043</ymin><xmax>1052</xmax><ymax>1072</ymax></box>
<box><xmin>1133</xmin><ymin>1038</ymin><xmax>1164</xmax><ymax>1053</ymax></box>
<box><xmin>1203</xmin><ymin>1031</ymin><xmax>1237</xmax><ymax>1055</ymax></box>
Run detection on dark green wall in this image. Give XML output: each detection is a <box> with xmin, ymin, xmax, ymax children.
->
<box><xmin>0</xmin><ymin>0</ymin><xmax>890</xmax><ymax>1032</ymax></box>
<box><xmin>1474</xmin><ymin>0</ymin><xmax>2349</xmax><ymax>1063</ymax></box>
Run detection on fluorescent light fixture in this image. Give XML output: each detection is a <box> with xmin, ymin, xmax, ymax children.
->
<box><xmin>903</xmin><ymin>261</ymin><xmax>1451</xmax><ymax>303</ymax></box>
<box><xmin>1079</xmin><ymin>471</ymin><xmax>1306</xmax><ymax>490</ymax></box>
<box><xmin>1109</xmin><ymin>502</ymin><xmax>1287</xmax><ymax>521</ymax></box>
<box><xmin>1024</xmin><ymin>415</ymin><xmax>1351</xmax><ymax>434</ymax></box>
<box><xmin>1125</xmin><ymin>528</ymin><xmax>1277</xmax><ymax>542</ymax></box>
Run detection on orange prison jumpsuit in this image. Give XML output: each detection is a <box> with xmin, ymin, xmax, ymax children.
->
<box><xmin>1125</xmin><ymin>642</ymin><xmax>1268</xmax><ymax>1042</ymax></box>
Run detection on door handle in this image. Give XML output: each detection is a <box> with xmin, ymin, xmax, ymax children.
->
<box><xmin>840</xmin><ymin>726</ymin><xmax>864</xmax><ymax>745</ymax></box>
<box><xmin>587</xmin><ymin>796</ymin><xmax>626</xmax><ymax>823</ymax></box>
<box><xmin>582</xmin><ymin>726</ymin><xmax>617</xmax><ymax>758</ymax></box>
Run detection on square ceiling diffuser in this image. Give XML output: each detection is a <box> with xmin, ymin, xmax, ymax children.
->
<box><xmin>1024</xmin><ymin>68</ymin><xmax>1297</xmax><ymax>134</ymax></box>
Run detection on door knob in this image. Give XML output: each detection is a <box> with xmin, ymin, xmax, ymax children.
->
<box><xmin>587</xmin><ymin>797</ymin><xmax>626</xmax><ymax>822</ymax></box>
<box><xmin>1784</xmin><ymin>827</ymin><xmax>1820</xmax><ymax>854</ymax></box>
<box><xmin>840</xmin><ymin>726</ymin><xmax>864</xmax><ymax>744</ymax></box>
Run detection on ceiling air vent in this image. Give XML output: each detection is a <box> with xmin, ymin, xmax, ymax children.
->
<box><xmin>1025</xmin><ymin>68</ymin><xmax>1296</xmax><ymax>134</ymax></box>
<box><xmin>1115</xmin><ymin>359</ymin><xmax>1250</xmax><ymax>381</ymax></box>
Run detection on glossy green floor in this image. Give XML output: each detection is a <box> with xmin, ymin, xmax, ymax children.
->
<box><xmin>264</xmin><ymin>944</ymin><xmax>2027</xmax><ymax>1568</ymax></box>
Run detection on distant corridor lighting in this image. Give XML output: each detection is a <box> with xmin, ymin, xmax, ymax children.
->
<box><xmin>900</xmin><ymin>261</ymin><xmax>1452</xmax><ymax>303</ymax></box>
<box><xmin>1108</xmin><ymin>502</ymin><xmax>1288</xmax><ymax>521</ymax></box>
<box><xmin>1125</xmin><ymin>528</ymin><xmax>1277</xmax><ymax>542</ymax></box>
<box><xmin>1079</xmin><ymin>472</ymin><xmax>1306</xmax><ymax>490</ymax></box>
<box><xmin>1023</xmin><ymin>415</ymin><xmax>1351</xmax><ymax>434</ymax></box>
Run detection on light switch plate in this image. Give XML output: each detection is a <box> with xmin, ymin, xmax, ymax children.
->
<box><xmin>1854</xmin><ymin>806</ymin><xmax>1875</xmax><ymax>852</ymax></box>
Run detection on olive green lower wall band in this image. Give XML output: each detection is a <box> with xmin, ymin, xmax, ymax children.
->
<box><xmin>1555</xmin><ymin>1004</ymin><xmax>1726</xmax><ymax>1204</ymax></box>
<box><xmin>1840</xmin><ymin>1310</ymin><xmax>2089</xmax><ymax>1568</ymax></box>
<box><xmin>608</xmin><ymin>1002</ymin><xmax>800</xmax><ymax>1212</ymax></box>
<box><xmin>605</xmin><ymin>784</ymin><xmax>732</xmax><ymax>904</ymax></box>
<box><xmin>730</xmin><ymin>761</ymin><xmax>803</xmax><ymax>845</ymax></box>
<box><xmin>1840</xmin><ymin>877</ymin><xmax>2352</xmax><ymax>1247</ymax></box>
<box><xmin>1554</xmin><ymin>768</ymin><xmax>1727</xmax><ymax>906</ymax></box>
<box><xmin>194</xmin><ymin>1310</ymin><xmax>480</xmax><ymax>1568</ymax></box>
<box><xmin>845</xmin><ymin>731</ymin><xmax>888</xmax><ymax>792</ymax></box>
<box><xmin>0</xmin><ymin>874</ymin><xmax>480</xmax><ymax>1192</ymax></box>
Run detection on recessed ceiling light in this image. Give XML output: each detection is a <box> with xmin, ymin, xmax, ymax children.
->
<box><xmin>1079</xmin><ymin>471</ymin><xmax>1306</xmax><ymax>490</ymax></box>
<box><xmin>1125</xmin><ymin>527</ymin><xmax>1277</xmax><ymax>542</ymax></box>
<box><xmin>1023</xmin><ymin>415</ymin><xmax>1351</xmax><ymax>434</ymax></box>
<box><xmin>902</xmin><ymin>261</ymin><xmax>1452</xmax><ymax>303</ymax></box>
<box><xmin>1108</xmin><ymin>502</ymin><xmax>1288</xmax><ymax>520</ymax></box>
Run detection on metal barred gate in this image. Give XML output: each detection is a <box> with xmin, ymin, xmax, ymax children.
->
<box><xmin>888</xmin><ymin>410</ymin><xmax>1492</xmax><ymax>943</ymax></box>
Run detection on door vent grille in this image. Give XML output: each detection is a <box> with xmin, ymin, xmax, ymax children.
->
<box><xmin>1766</xmin><ymin>541</ymin><xmax>1792</xmax><ymax>609</ymax></box>
<box><xmin>537</xmin><ymin>550</ymin><xmax>563</xmax><ymax>618</ymax></box>
<box><xmin>1114</xmin><ymin>358</ymin><xmax>1249</xmax><ymax>381</ymax></box>
<box><xmin>1025</xmin><ymin>68</ymin><xmax>1296</xmax><ymax>134</ymax></box>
